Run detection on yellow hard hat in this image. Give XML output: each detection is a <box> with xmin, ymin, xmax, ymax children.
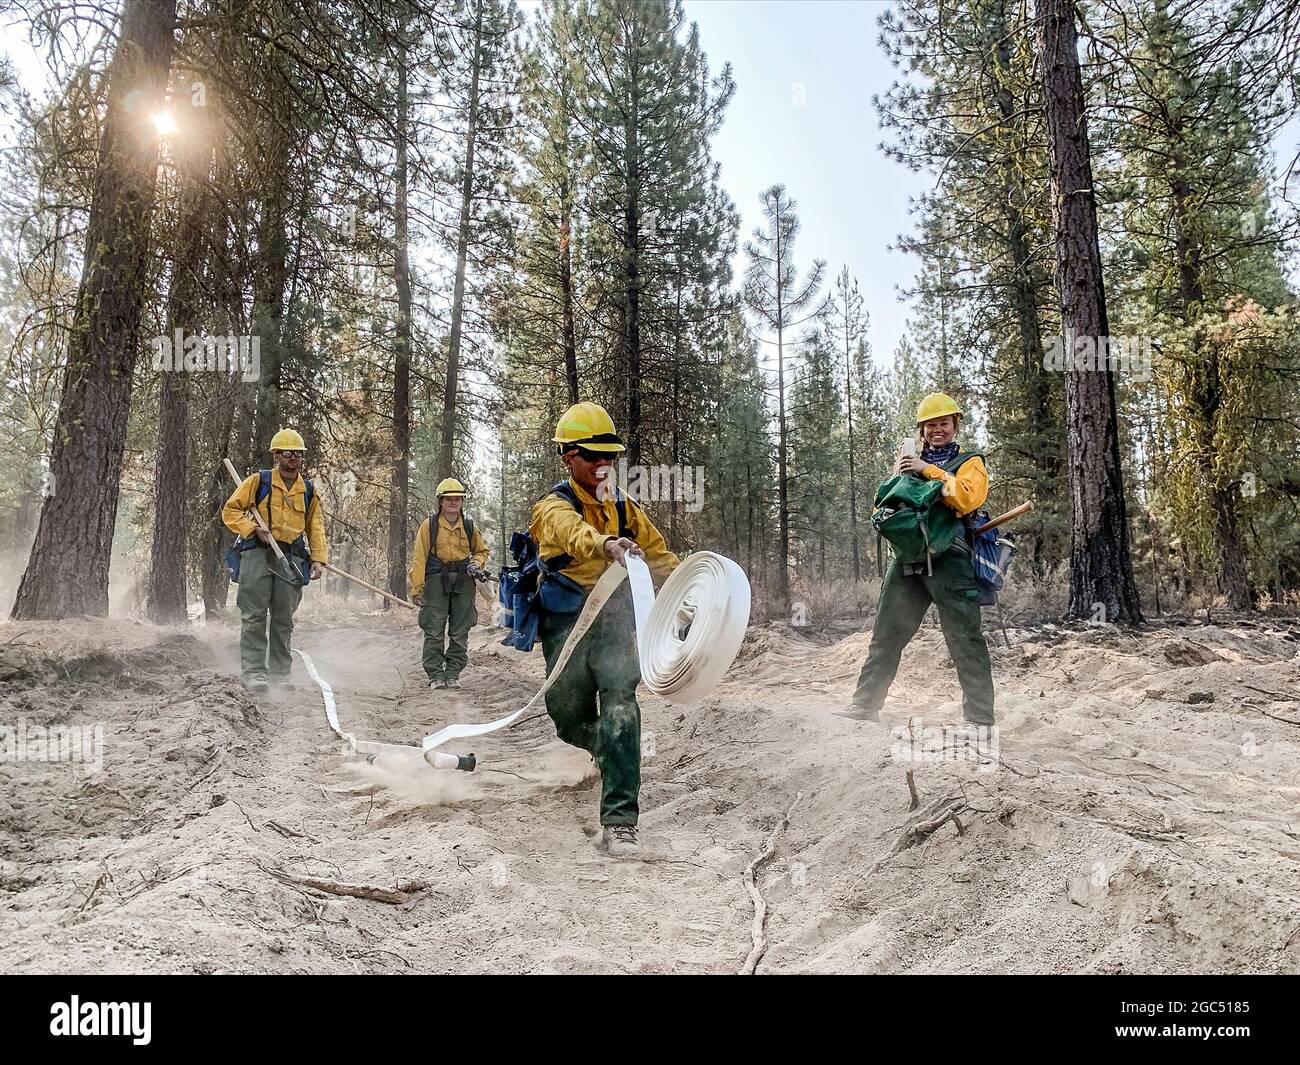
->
<box><xmin>915</xmin><ymin>393</ymin><xmax>962</xmax><ymax>425</ymax></box>
<box><xmin>436</xmin><ymin>477</ymin><xmax>467</xmax><ymax>497</ymax></box>
<box><xmin>269</xmin><ymin>428</ymin><xmax>306</xmax><ymax>451</ymax></box>
<box><xmin>552</xmin><ymin>401</ymin><xmax>626</xmax><ymax>453</ymax></box>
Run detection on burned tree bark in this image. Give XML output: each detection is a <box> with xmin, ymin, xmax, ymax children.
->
<box><xmin>1038</xmin><ymin>0</ymin><xmax>1142</xmax><ymax>624</ymax></box>
<box><xmin>12</xmin><ymin>0</ymin><xmax>178</xmax><ymax>620</ymax></box>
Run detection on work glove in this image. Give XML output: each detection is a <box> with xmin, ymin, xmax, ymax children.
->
<box><xmin>466</xmin><ymin>561</ymin><xmax>484</xmax><ymax>580</ymax></box>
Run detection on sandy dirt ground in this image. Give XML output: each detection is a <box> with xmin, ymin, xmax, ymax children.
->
<box><xmin>2</xmin><ymin>601</ymin><xmax>1299</xmax><ymax>974</ymax></box>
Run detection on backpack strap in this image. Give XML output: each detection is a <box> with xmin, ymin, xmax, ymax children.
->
<box><xmin>550</xmin><ymin>480</ymin><xmax>580</xmax><ymax>511</ymax></box>
<box><xmin>257</xmin><ymin>470</ymin><xmax>315</xmax><ymax>517</ymax></box>
<box><xmin>542</xmin><ymin>482</ymin><xmax>580</xmax><ymax>573</ymax></box>
<box><xmin>550</xmin><ymin>480</ymin><xmax>632</xmax><ymax>538</ymax></box>
<box><xmin>235</xmin><ymin>470</ymin><xmax>274</xmax><ymax>547</ymax></box>
<box><xmin>540</xmin><ymin>480</ymin><xmax>633</xmax><ymax>572</ymax></box>
<box><xmin>428</xmin><ymin>512</ymin><xmax>476</xmax><ymax>561</ymax></box>
<box><xmin>939</xmin><ymin>450</ymin><xmax>984</xmax><ymax>474</ymax></box>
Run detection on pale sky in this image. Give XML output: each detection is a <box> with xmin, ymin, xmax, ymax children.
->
<box><xmin>683</xmin><ymin>0</ymin><xmax>920</xmax><ymax>369</ymax></box>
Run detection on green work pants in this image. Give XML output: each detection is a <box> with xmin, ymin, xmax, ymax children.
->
<box><xmin>852</xmin><ymin>546</ymin><xmax>995</xmax><ymax>725</ymax></box>
<box><xmin>419</xmin><ymin>574</ymin><xmax>479</xmax><ymax>681</ymax></box>
<box><xmin>538</xmin><ymin>583</ymin><xmax>641</xmax><ymax>827</ymax></box>
<box><xmin>236</xmin><ymin>545</ymin><xmax>303</xmax><ymax>680</ymax></box>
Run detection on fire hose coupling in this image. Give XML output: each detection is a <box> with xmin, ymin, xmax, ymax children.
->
<box><xmin>424</xmin><ymin>750</ymin><xmax>476</xmax><ymax>772</ymax></box>
<box><xmin>675</xmin><ymin>596</ymin><xmax>698</xmax><ymax>639</ymax></box>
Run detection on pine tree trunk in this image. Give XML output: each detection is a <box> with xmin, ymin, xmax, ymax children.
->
<box><xmin>499</xmin><ymin>441</ymin><xmax>508</xmax><ymax>568</ymax></box>
<box><xmin>388</xmin><ymin>35</ymin><xmax>413</xmax><ymax>599</ymax></box>
<box><xmin>774</xmin><ymin>225</ymin><xmax>791</xmax><ymax>618</ymax></box>
<box><xmin>745</xmin><ymin>461</ymin><xmax>755</xmax><ymax>580</ymax></box>
<box><xmin>622</xmin><ymin>36</ymin><xmax>643</xmax><ymax>469</ymax></box>
<box><xmin>669</xmin><ymin>245</ymin><xmax>683</xmax><ymax>544</ymax></box>
<box><xmin>843</xmin><ymin>320</ymin><xmax>861</xmax><ymax>582</ymax></box>
<box><xmin>202</xmin><ymin>400</ymin><xmax>235</xmax><ymax>616</ymax></box>
<box><xmin>439</xmin><ymin>0</ymin><xmax>484</xmax><ymax>479</ymax></box>
<box><xmin>558</xmin><ymin>81</ymin><xmax>579</xmax><ymax>404</ymax></box>
<box><xmin>12</xmin><ymin>0</ymin><xmax>177</xmax><ymax>620</ymax></box>
<box><xmin>250</xmin><ymin>127</ymin><xmax>290</xmax><ymax>451</ymax></box>
<box><xmin>560</xmin><ymin>187</ymin><xmax>579</xmax><ymax>404</ymax></box>
<box><xmin>1038</xmin><ymin>0</ymin><xmax>1142</xmax><ymax>624</ymax></box>
<box><xmin>201</xmin><ymin>80</ymin><xmax>240</xmax><ymax>618</ymax></box>
<box><xmin>149</xmin><ymin>89</ymin><xmax>211</xmax><ymax>624</ymax></box>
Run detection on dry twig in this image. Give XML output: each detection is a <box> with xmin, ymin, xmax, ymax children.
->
<box><xmin>264</xmin><ymin>866</ymin><xmax>427</xmax><ymax>905</ymax></box>
<box><xmin>738</xmin><ymin>791</ymin><xmax>803</xmax><ymax>976</ymax></box>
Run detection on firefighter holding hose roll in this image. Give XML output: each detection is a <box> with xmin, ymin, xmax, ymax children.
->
<box><xmin>530</xmin><ymin>402</ymin><xmax>680</xmax><ymax>857</ymax></box>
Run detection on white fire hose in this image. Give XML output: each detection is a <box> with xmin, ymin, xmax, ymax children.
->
<box><xmin>298</xmin><ymin>551</ymin><xmax>751</xmax><ymax>772</ymax></box>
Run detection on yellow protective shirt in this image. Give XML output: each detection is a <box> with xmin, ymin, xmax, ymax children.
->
<box><xmin>921</xmin><ymin>450</ymin><xmax>988</xmax><ymax>517</ymax></box>
<box><xmin>222</xmin><ymin>468</ymin><xmax>327</xmax><ymax>562</ymax></box>
<box><xmin>529</xmin><ymin>478</ymin><xmax>679</xmax><ymax>590</ymax></box>
<box><xmin>408</xmin><ymin>513</ymin><xmax>490</xmax><ymax>599</ymax></box>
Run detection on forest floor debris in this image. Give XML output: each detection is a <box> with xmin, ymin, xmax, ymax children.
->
<box><xmin>1</xmin><ymin>609</ymin><xmax>1299</xmax><ymax>973</ymax></box>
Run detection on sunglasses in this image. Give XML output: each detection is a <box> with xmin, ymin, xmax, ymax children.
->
<box><xmin>277</xmin><ymin>450</ymin><xmax>304</xmax><ymax>458</ymax></box>
<box><xmin>570</xmin><ymin>446</ymin><xmax>613</xmax><ymax>463</ymax></box>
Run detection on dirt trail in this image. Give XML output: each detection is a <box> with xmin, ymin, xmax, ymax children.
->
<box><xmin>2</xmin><ymin>608</ymin><xmax>1299</xmax><ymax>973</ymax></box>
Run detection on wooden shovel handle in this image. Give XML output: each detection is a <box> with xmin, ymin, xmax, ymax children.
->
<box><xmin>222</xmin><ymin>458</ymin><xmax>291</xmax><ymax>564</ymax></box>
<box><xmin>322</xmin><ymin>563</ymin><xmax>417</xmax><ymax>610</ymax></box>
<box><xmin>973</xmin><ymin>500</ymin><xmax>1034</xmax><ymax>535</ymax></box>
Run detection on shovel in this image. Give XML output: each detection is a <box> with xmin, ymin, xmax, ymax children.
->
<box><xmin>973</xmin><ymin>500</ymin><xmax>1034</xmax><ymax>534</ymax></box>
<box><xmin>223</xmin><ymin>458</ymin><xmax>308</xmax><ymax>587</ymax></box>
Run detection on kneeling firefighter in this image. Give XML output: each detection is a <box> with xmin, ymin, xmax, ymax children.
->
<box><xmin>528</xmin><ymin>402</ymin><xmax>679</xmax><ymax>857</ymax></box>
<box><xmin>409</xmin><ymin>477</ymin><xmax>490</xmax><ymax>690</ymax></box>
<box><xmin>840</xmin><ymin>393</ymin><xmax>995</xmax><ymax>729</ymax></box>
<box><xmin>222</xmin><ymin>429</ymin><xmax>327</xmax><ymax>693</ymax></box>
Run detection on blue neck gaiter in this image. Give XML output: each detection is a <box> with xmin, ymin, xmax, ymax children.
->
<box><xmin>921</xmin><ymin>440</ymin><xmax>960</xmax><ymax>467</ymax></box>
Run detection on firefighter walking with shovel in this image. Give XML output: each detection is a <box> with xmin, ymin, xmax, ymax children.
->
<box><xmin>222</xmin><ymin>429</ymin><xmax>327</xmax><ymax>693</ymax></box>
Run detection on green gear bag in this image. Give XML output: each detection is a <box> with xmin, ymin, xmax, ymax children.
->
<box><xmin>871</xmin><ymin>451</ymin><xmax>983</xmax><ymax>573</ymax></box>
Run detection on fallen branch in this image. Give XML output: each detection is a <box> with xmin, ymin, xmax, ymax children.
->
<box><xmin>265</xmin><ymin>819</ymin><xmax>320</xmax><ymax>842</ymax></box>
<box><xmin>869</xmin><ymin>794</ymin><xmax>970</xmax><ymax>875</ymax></box>
<box><xmin>1249</xmin><ymin>705</ymin><xmax>1300</xmax><ymax>727</ymax></box>
<box><xmin>75</xmin><ymin>871</ymin><xmax>111</xmax><ymax>914</ymax></box>
<box><xmin>1243</xmin><ymin>683</ymin><xmax>1289</xmax><ymax>700</ymax></box>
<box><xmin>905</xmin><ymin>770</ymin><xmax>920</xmax><ymax>811</ymax></box>
<box><xmin>738</xmin><ymin>791</ymin><xmax>803</xmax><ymax>976</ymax></box>
<box><xmin>231</xmin><ymin>799</ymin><xmax>261</xmax><ymax>833</ymax></box>
<box><xmin>265</xmin><ymin>866</ymin><xmax>427</xmax><ymax>905</ymax></box>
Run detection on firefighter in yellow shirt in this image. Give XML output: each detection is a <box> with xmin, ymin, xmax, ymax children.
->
<box><xmin>221</xmin><ymin>429</ymin><xmax>326</xmax><ymax>692</ymax></box>
<box><xmin>529</xmin><ymin>402</ymin><xmax>679</xmax><ymax>857</ymax></box>
<box><xmin>840</xmin><ymin>393</ymin><xmax>994</xmax><ymax>727</ymax></box>
<box><xmin>409</xmin><ymin>478</ymin><xmax>490</xmax><ymax>690</ymax></box>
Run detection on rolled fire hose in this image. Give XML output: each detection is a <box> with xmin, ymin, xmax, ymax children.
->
<box><xmin>296</xmin><ymin>551</ymin><xmax>750</xmax><ymax>772</ymax></box>
<box><xmin>418</xmin><ymin>552</ymin><xmax>751</xmax><ymax>767</ymax></box>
